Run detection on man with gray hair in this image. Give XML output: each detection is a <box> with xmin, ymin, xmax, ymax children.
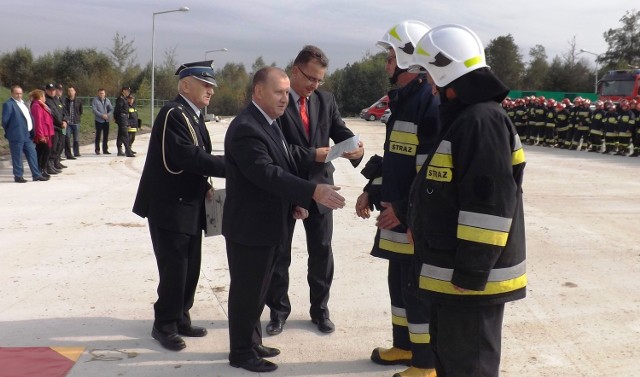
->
<box><xmin>133</xmin><ymin>60</ymin><xmax>225</xmax><ymax>352</ymax></box>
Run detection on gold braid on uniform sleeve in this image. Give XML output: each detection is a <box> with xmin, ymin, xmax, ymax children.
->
<box><xmin>161</xmin><ymin>106</ymin><xmax>199</xmax><ymax>175</ymax></box>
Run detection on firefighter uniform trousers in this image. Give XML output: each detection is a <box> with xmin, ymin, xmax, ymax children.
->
<box><xmin>366</xmin><ymin>76</ymin><xmax>440</xmax><ymax>369</ymax></box>
<box><xmin>604</xmin><ymin>111</ymin><xmax>619</xmax><ymax>153</ymax></box>
<box><xmin>617</xmin><ymin>110</ymin><xmax>635</xmax><ymax>154</ymax></box>
<box><xmin>588</xmin><ymin>109</ymin><xmax>605</xmax><ymax>152</ymax></box>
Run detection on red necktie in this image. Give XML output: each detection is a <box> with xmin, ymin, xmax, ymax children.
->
<box><xmin>299</xmin><ymin>96</ymin><xmax>310</xmax><ymax>136</ymax></box>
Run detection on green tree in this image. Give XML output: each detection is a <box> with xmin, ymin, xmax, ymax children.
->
<box><xmin>602</xmin><ymin>9</ymin><xmax>640</xmax><ymax>68</ymax></box>
<box><xmin>213</xmin><ymin>62</ymin><xmax>250</xmax><ymax>115</ymax></box>
<box><xmin>522</xmin><ymin>45</ymin><xmax>549</xmax><ymax>90</ymax></box>
<box><xmin>109</xmin><ymin>32</ymin><xmax>137</xmax><ymax>89</ymax></box>
<box><xmin>333</xmin><ymin>52</ymin><xmax>388</xmax><ymax>116</ymax></box>
<box><xmin>485</xmin><ymin>34</ymin><xmax>524</xmax><ymax>89</ymax></box>
<box><xmin>0</xmin><ymin>47</ymin><xmax>34</xmax><ymax>89</ymax></box>
<box><xmin>154</xmin><ymin>47</ymin><xmax>180</xmax><ymax>101</ymax></box>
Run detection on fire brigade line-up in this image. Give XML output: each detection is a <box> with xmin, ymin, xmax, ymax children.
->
<box><xmin>503</xmin><ymin>69</ymin><xmax>640</xmax><ymax>157</ymax></box>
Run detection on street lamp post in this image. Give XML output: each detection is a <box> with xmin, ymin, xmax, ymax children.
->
<box><xmin>203</xmin><ymin>48</ymin><xmax>228</xmax><ymax>121</ymax></box>
<box><xmin>579</xmin><ymin>48</ymin><xmax>602</xmax><ymax>94</ymax></box>
<box><xmin>151</xmin><ymin>6</ymin><xmax>189</xmax><ymax>126</ymax></box>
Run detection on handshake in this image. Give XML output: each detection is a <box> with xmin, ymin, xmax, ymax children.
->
<box><xmin>312</xmin><ymin>184</ymin><xmax>345</xmax><ymax>210</ymax></box>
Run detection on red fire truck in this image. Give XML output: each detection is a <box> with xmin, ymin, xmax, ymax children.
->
<box><xmin>599</xmin><ymin>69</ymin><xmax>640</xmax><ymax>102</ymax></box>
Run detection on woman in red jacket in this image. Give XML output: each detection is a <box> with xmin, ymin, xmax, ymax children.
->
<box><xmin>29</xmin><ymin>89</ymin><xmax>55</xmax><ymax>177</ymax></box>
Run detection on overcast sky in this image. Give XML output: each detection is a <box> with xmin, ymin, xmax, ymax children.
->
<box><xmin>1</xmin><ymin>1</ymin><xmax>634</xmax><ymax>75</ymax></box>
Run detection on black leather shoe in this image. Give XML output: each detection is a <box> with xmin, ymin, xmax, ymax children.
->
<box><xmin>42</xmin><ymin>172</ymin><xmax>51</xmax><ymax>179</ymax></box>
<box><xmin>66</xmin><ymin>155</ymin><xmax>77</xmax><ymax>160</ymax></box>
<box><xmin>254</xmin><ymin>344</ymin><xmax>280</xmax><ymax>358</ymax></box>
<box><xmin>95</xmin><ymin>149</ymin><xmax>100</xmax><ymax>155</ymax></box>
<box><xmin>266</xmin><ymin>320</ymin><xmax>285</xmax><ymax>336</ymax></box>
<box><xmin>125</xmin><ymin>152</ymin><xmax>135</xmax><ymax>157</ymax></box>
<box><xmin>230</xmin><ymin>357</ymin><xmax>278</xmax><ymax>373</ymax></box>
<box><xmin>152</xmin><ymin>326</ymin><xmax>186</xmax><ymax>351</ymax></box>
<box><xmin>55</xmin><ymin>162</ymin><xmax>67</xmax><ymax>169</ymax></box>
<box><xmin>14</xmin><ymin>177</ymin><xmax>27</xmax><ymax>183</ymax></box>
<box><xmin>46</xmin><ymin>167</ymin><xmax>59</xmax><ymax>175</ymax></box>
<box><xmin>103</xmin><ymin>150</ymin><xmax>111</xmax><ymax>155</ymax></box>
<box><xmin>33</xmin><ymin>176</ymin><xmax>49</xmax><ymax>181</ymax></box>
<box><xmin>177</xmin><ymin>325</ymin><xmax>207</xmax><ymax>337</ymax></box>
<box><xmin>312</xmin><ymin>318</ymin><xmax>335</xmax><ymax>333</ymax></box>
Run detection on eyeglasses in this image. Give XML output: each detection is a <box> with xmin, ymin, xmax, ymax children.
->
<box><xmin>297</xmin><ymin>66</ymin><xmax>325</xmax><ymax>86</ymax></box>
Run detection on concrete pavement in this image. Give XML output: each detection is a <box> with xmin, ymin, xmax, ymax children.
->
<box><xmin>0</xmin><ymin>118</ymin><xmax>638</xmax><ymax>376</ymax></box>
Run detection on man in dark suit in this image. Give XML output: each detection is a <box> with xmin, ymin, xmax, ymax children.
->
<box><xmin>2</xmin><ymin>85</ymin><xmax>48</xmax><ymax>182</ymax></box>
<box><xmin>265</xmin><ymin>45</ymin><xmax>364</xmax><ymax>336</ymax></box>
<box><xmin>223</xmin><ymin>66</ymin><xmax>346</xmax><ymax>373</ymax></box>
<box><xmin>132</xmin><ymin>61</ymin><xmax>225</xmax><ymax>352</ymax></box>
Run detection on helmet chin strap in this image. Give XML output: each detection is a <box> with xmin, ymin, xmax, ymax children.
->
<box><xmin>389</xmin><ymin>66</ymin><xmax>407</xmax><ymax>85</ymax></box>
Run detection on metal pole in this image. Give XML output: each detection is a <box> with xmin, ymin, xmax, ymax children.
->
<box><xmin>202</xmin><ymin>48</ymin><xmax>228</xmax><ymax>121</ymax></box>
<box><xmin>151</xmin><ymin>14</ymin><xmax>155</xmax><ymax>127</ymax></box>
<box><xmin>150</xmin><ymin>7</ymin><xmax>189</xmax><ymax>127</ymax></box>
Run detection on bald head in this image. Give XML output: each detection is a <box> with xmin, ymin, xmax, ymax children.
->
<box><xmin>252</xmin><ymin>67</ymin><xmax>290</xmax><ymax>119</ymax></box>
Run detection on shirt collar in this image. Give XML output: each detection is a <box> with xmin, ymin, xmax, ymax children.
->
<box><xmin>252</xmin><ymin>100</ymin><xmax>277</xmax><ymax>125</ymax></box>
<box><xmin>179</xmin><ymin>94</ymin><xmax>201</xmax><ymax>117</ymax></box>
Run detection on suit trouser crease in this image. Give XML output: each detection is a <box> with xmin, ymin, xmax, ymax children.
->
<box><xmin>148</xmin><ymin>221</ymin><xmax>201</xmax><ymax>329</ymax></box>
<box><xmin>226</xmin><ymin>240</ymin><xmax>278</xmax><ymax>362</ymax></box>
<box><xmin>267</xmin><ymin>211</ymin><xmax>334</xmax><ymax>321</ymax></box>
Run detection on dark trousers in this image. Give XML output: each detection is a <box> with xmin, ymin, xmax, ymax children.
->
<box><xmin>9</xmin><ymin>139</ymin><xmax>41</xmax><ymax>179</ymax></box>
<box><xmin>35</xmin><ymin>142</ymin><xmax>51</xmax><ymax>173</ymax></box>
<box><xmin>431</xmin><ymin>302</ymin><xmax>505</xmax><ymax>377</ymax></box>
<box><xmin>148</xmin><ymin>221</ymin><xmax>202</xmax><ymax>329</ymax></box>
<box><xmin>226</xmin><ymin>239</ymin><xmax>278</xmax><ymax>363</ymax></box>
<box><xmin>116</xmin><ymin>124</ymin><xmax>131</xmax><ymax>153</ymax></box>
<box><xmin>267</xmin><ymin>210</ymin><xmax>333</xmax><ymax>321</ymax></box>
<box><xmin>65</xmin><ymin>124</ymin><xmax>80</xmax><ymax>156</ymax></box>
<box><xmin>50</xmin><ymin>130</ymin><xmax>64</xmax><ymax>162</ymax></box>
<box><xmin>94</xmin><ymin>121</ymin><xmax>109</xmax><ymax>152</ymax></box>
<box><xmin>388</xmin><ymin>259</ymin><xmax>435</xmax><ymax>368</ymax></box>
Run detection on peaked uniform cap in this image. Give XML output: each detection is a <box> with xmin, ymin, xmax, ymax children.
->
<box><xmin>175</xmin><ymin>60</ymin><xmax>217</xmax><ymax>86</ymax></box>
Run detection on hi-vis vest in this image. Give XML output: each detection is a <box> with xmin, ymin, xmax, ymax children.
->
<box><xmin>369</xmin><ymin>77</ymin><xmax>440</xmax><ymax>261</ymax></box>
<box><xmin>408</xmin><ymin>101</ymin><xmax>526</xmax><ymax>305</ymax></box>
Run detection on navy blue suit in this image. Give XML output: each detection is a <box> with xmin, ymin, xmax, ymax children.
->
<box><xmin>2</xmin><ymin>98</ymin><xmax>42</xmax><ymax>179</ymax></box>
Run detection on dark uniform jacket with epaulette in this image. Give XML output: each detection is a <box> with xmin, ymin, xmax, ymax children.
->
<box><xmin>132</xmin><ymin>95</ymin><xmax>225</xmax><ymax>235</ymax></box>
<box><xmin>365</xmin><ymin>75</ymin><xmax>441</xmax><ymax>261</ymax></box>
<box><xmin>407</xmin><ymin>99</ymin><xmax>526</xmax><ymax>306</ymax></box>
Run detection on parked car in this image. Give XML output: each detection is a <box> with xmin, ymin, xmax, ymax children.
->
<box><xmin>380</xmin><ymin>108</ymin><xmax>391</xmax><ymax>124</ymax></box>
<box><xmin>360</xmin><ymin>95</ymin><xmax>389</xmax><ymax>121</ymax></box>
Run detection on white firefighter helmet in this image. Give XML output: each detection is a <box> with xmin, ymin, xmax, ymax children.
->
<box><xmin>377</xmin><ymin>20</ymin><xmax>431</xmax><ymax>69</ymax></box>
<box><xmin>412</xmin><ymin>24</ymin><xmax>488</xmax><ymax>87</ymax></box>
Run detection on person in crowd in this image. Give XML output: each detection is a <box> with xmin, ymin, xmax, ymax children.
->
<box><xmin>127</xmin><ymin>95</ymin><xmax>140</xmax><ymax>153</ymax></box>
<box><xmin>133</xmin><ymin>61</ymin><xmax>226</xmax><ymax>352</ymax></box>
<box><xmin>572</xmin><ymin>99</ymin><xmax>592</xmax><ymax>150</ymax></box>
<box><xmin>410</xmin><ymin>24</ymin><xmax>527</xmax><ymax>377</ymax></box>
<box><xmin>91</xmin><ymin>88</ymin><xmax>113</xmax><ymax>155</ymax></box>
<box><xmin>265</xmin><ymin>45</ymin><xmax>364</xmax><ymax>337</ymax></box>
<box><xmin>513</xmin><ymin>98</ymin><xmax>527</xmax><ymax>141</ymax></box>
<box><xmin>555</xmin><ymin>99</ymin><xmax>572</xmax><ymax>147</ymax></box>
<box><xmin>222</xmin><ymin>66</ymin><xmax>344</xmax><ymax>373</ymax></box>
<box><xmin>588</xmin><ymin>100</ymin><xmax>606</xmax><ymax>152</ymax></box>
<box><xmin>2</xmin><ymin>85</ymin><xmax>48</xmax><ymax>182</ymax></box>
<box><xmin>542</xmin><ymin>98</ymin><xmax>557</xmax><ymax>147</ymax></box>
<box><xmin>64</xmin><ymin>85</ymin><xmax>83</xmax><ymax>158</ymax></box>
<box><xmin>29</xmin><ymin>89</ymin><xmax>55</xmax><ymax>178</ymax></box>
<box><xmin>355</xmin><ymin>20</ymin><xmax>440</xmax><ymax>377</ymax></box>
<box><xmin>603</xmin><ymin>100</ymin><xmax>619</xmax><ymax>154</ymax></box>
<box><xmin>616</xmin><ymin>99</ymin><xmax>635</xmax><ymax>156</ymax></box>
<box><xmin>631</xmin><ymin>99</ymin><xmax>640</xmax><ymax>156</ymax></box>
<box><xmin>44</xmin><ymin>83</ymin><xmax>67</xmax><ymax>173</ymax></box>
<box><xmin>114</xmin><ymin>86</ymin><xmax>134</xmax><ymax>157</ymax></box>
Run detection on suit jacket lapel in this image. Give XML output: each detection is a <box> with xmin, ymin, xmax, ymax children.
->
<box><xmin>175</xmin><ymin>95</ymin><xmax>212</xmax><ymax>151</ymax></box>
<box><xmin>249</xmin><ymin>104</ymin><xmax>295</xmax><ymax>171</ymax></box>
<box><xmin>308</xmin><ymin>92</ymin><xmax>320</xmax><ymax>142</ymax></box>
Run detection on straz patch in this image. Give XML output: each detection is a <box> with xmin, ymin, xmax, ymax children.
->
<box><xmin>426</xmin><ymin>166</ymin><xmax>452</xmax><ymax>182</ymax></box>
<box><xmin>389</xmin><ymin>142</ymin><xmax>416</xmax><ymax>156</ymax></box>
